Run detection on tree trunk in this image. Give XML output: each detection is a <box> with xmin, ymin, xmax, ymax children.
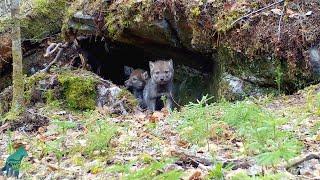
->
<box><xmin>11</xmin><ymin>0</ymin><xmax>24</xmax><ymax>111</ymax></box>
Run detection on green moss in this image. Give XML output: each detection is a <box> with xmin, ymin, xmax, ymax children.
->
<box><xmin>216</xmin><ymin>10</ymin><xmax>243</xmax><ymax>33</ymax></box>
<box><xmin>24</xmin><ymin>72</ymin><xmax>48</xmax><ymax>103</ymax></box>
<box><xmin>190</xmin><ymin>7</ymin><xmax>201</xmax><ymax>18</ymax></box>
<box><xmin>117</xmin><ymin>89</ymin><xmax>138</xmax><ymax>108</ymax></box>
<box><xmin>44</xmin><ymin>89</ymin><xmax>56</xmax><ymax>103</ymax></box>
<box><xmin>104</xmin><ymin>0</ymin><xmax>145</xmax><ymax>39</ymax></box>
<box><xmin>58</xmin><ymin>73</ymin><xmax>97</xmax><ymax>110</ymax></box>
<box><xmin>21</xmin><ymin>0</ymin><xmax>71</xmax><ymax>40</ymax></box>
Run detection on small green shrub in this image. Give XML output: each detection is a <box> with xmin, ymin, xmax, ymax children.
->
<box><xmin>206</xmin><ymin>163</ymin><xmax>224</xmax><ymax>180</ymax></box>
<box><xmin>52</xmin><ymin>119</ymin><xmax>77</xmax><ymax>134</ymax></box>
<box><xmin>42</xmin><ymin>138</ymin><xmax>66</xmax><ymax>163</ymax></box>
<box><xmin>275</xmin><ymin>64</ymin><xmax>283</xmax><ymax>94</ymax></box>
<box><xmin>107</xmin><ymin>159</ymin><xmax>182</xmax><ymax>180</ymax></box>
<box><xmin>170</xmin><ymin>95</ymin><xmax>216</xmax><ymax>146</ymax></box>
<box><xmin>84</xmin><ymin>120</ymin><xmax>117</xmax><ymax>157</ymax></box>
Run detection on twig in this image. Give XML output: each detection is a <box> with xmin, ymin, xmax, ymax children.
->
<box><xmin>277</xmin><ymin>3</ymin><xmax>286</xmax><ymax>41</ymax></box>
<box><xmin>231</xmin><ymin>0</ymin><xmax>285</xmax><ymax>26</ymax></box>
<box><xmin>40</xmin><ymin>42</ymin><xmax>69</xmax><ymax>73</ymax></box>
<box><xmin>0</xmin><ymin>122</ymin><xmax>10</xmax><ymax>133</ymax></box>
<box><xmin>170</xmin><ymin>92</ymin><xmax>182</xmax><ymax>108</ymax></box>
<box><xmin>43</xmin><ymin>43</ymin><xmax>61</xmax><ymax>57</ymax></box>
<box><xmin>286</xmin><ymin>153</ymin><xmax>320</xmax><ymax>170</ymax></box>
<box><xmin>40</xmin><ymin>47</ymin><xmax>64</xmax><ymax>73</ymax></box>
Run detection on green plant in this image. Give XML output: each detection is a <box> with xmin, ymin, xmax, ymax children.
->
<box><xmin>106</xmin><ymin>161</ymin><xmax>136</xmax><ymax>175</ymax></box>
<box><xmin>106</xmin><ymin>159</ymin><xmax>182</xmax><ymax>180</ymax></box>
<box><xmin>125</xmin><ymin>159</ymin><xmax>181</xmax><ymax>180</ymax></box>
<box><xmin>221</xmin><ymin>101</ymin><xmax>302</xmax><ymax>166</ymax></box>
<box><xmin>84</xmin><ymin>120</ymin><xmax>117</xmax><ymax>157</ymax></box>
<box><xmin>231</xmin><ymin>172</ymin><xmax>288</xmax><ymax>180</ymax></box>
<box><xmin>7</xmin><ymin>130</ymin><xmax>15</xmax><ymax>154</ymax></box>
<box><xmin>275</xmin><ymin>64</ymin><xmax>283</xmax><ymax>94</ymax></box>
<box><xmin>172</xmin><ymin>95</ymin><xmax>302</xmax><ymax>168</ymax></box>
<box><xmin>52</xmin><ymin>119</ymin><xmax>77</xmax><ymax>134</ymax></box>
<box><xmin>44</xmin><ymin>89</ymin><xmax>56</xmax><ymax>103</ymax></box>
<box><xmin>315</xmin><ymin>92</ymin><xmax>320</xmax><ymax>115</ymax></box>
<box><xmin>34</xmin><ymin>137</ymin><xmax>66</xmax><ymax>163</ymax></box>
<box><xmin>311</xmin><ymin>121</ymin><xmax>320</xmax><ymax>135</ymax></box>
<box><xmin>170</xmin><ymin>95</ymin><xmax>215</xmax><ymax>146</ymax></box>
<box><xmin>206</xmin><ymin>162</ymin><xmax>234</xmax><ymax>180</ymax></box>
<box><xmin>207</xmin><ymin>163</ymin><xmax>223</xmax><ymax>180</ymax></box>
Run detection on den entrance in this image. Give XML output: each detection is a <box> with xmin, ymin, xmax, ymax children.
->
<box><xmin>76</xmin><ymin>36</ymin><xmax>218</xmax><ymax>105</ymax></box>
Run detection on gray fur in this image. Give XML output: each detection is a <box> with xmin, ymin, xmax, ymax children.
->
<box><xmin>143</xmin><ymin>60</ymin><xmax>174</xmax><ymax>111</ymax></box>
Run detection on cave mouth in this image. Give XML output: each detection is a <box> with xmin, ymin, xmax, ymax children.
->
<box><xmin>76</xmin><ymin>36</ymin><xmax>218</xmax><ymax>105</ymax></box>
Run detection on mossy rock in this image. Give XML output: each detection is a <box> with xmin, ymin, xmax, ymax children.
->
<box><xmin>58</xmin><ymin>72</ymin><xmax>97</xmax><ymax>110</ymax></box>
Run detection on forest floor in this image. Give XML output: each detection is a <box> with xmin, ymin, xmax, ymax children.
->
<box><xmin>0</xmin><ymin>71</ymin><xmax>320</xmax><ymax>179</ymax></box>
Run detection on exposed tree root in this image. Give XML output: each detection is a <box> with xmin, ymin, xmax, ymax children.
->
<box><xmin>286</xmin><ymin>153</ymin><xmax>320</xmax><ymax>170</ymax></box>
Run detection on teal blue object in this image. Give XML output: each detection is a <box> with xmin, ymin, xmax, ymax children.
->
<box><xmin>1</xmin><ymin>146</ymin><xmax>28</xmax><ymax>178</ymax></box>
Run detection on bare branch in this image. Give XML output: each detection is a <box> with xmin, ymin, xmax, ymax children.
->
<box><xmin>40</xmin><ymin>47</ymin><xmax>64</xmax><ymax>73</ymax></box>
<box><xmin>43</xmin><ymin>43</ymin><xmax>61</xmax><ymax>57</ymax></box>
<box><xmin>286</xmin><ymin>153</ymin><xmax>320</xmax><ymax>170</ymax></box>
<box><xmin>277</xmin><ymin>4</ymin><xmax>286</xmax><ymax>41</ymax></box>
<box><xmin>231</xmin><ymin>0</ymin><xmax>285</xmax><ymax>26</ymax></box>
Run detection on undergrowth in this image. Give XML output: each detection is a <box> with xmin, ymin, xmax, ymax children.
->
<box><xmin>171</xmin><ymin>96</ymin><xmax>302</xmax><ymax>169</ymax></box>
<box><xmin>106</xmin><ymin>158</ymin><xmax>183</xmax><ymax>180</ymax></box>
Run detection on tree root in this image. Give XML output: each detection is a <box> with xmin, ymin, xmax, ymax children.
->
<box><xmin>286</xmin><ymin>153</ymin><xmax>320</xmax><ymax>170</ymax></box>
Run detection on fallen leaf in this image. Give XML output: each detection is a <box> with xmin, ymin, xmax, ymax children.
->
<box><xmin>38</xmin><ymin>127</ymin><xmax>46</xmax><ymax>134</ymax></box>
<box><xmin>305</xmin><ymin>11</ymin><xmax>313</xmax><ymax>16</ymax></box>
<box><xmin>185</xmin><ymin>169</ymin><xmax>202</xmax><ymax>180</ymax></box>
<box><xmin>315</xmin><ymin>133</ymin><xmax>320</xmax><ymax>141</ymax></box>
<box><xmin>149</xmin><ymin>111</ymin><xmax>165</xmax><ymax>123</ymax></box>
<box><xmin>177</xmin><ymin>140</ymin><xmax>189</xmax><ymax>148</ymax></box>
<box><xmin>271</xmin><ymin>8</ymin><xmax>283</xmax><ymax>16</ymax></box>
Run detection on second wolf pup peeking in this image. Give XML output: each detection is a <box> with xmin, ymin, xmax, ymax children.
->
<box><xmin>124</xmin><ymin>66</ymin><xmax>149</xmax><ymax>108</ymax></box>
<box><xmin>124</xmin><ymin>60</ymin><xmax>174</xmax><ymax>111</ymax></box>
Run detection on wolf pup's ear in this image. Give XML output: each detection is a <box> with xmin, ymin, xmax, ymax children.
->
<box><xmin>142</xmin><ymin>71</ymin><xmax>149</xmax><ymax>80</ymax></box>
<box><xmin>168</xmin><ymin>59</ymin><xmax>173</xmax><ymax>69</ymax></box>
<box><xmin>124</xmin><ymin>66</ymin><xmax>134</xmax><ymax>77</ymax></box>
<box><xmin>149</xmin><ymin>61</ymin><xmax>155</xmax><ymax>72</ymax></box>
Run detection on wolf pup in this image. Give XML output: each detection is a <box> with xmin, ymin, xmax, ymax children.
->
<box><xmin>124</xmin><ymin>66</ymin><xmax>149</xmax><ymax>108</ymax></box>
<box><xmin>143</xmin><ymin>60</ymin><xmax>174</xmax><ymax>111</ymax></box>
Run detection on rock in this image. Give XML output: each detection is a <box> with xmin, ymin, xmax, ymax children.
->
<box><xmin>220</xmin><ymin>73</ymin><xmax>275</xmax><ymax>100</ymax></box>
<box><xmin>223</xmin><ymin>74</ymin><xmax>244</xmax><ymax>95</ymax></box>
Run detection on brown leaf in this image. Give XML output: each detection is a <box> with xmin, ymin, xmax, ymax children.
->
<box><xmin>188</xmin><ymin>169</ymin><xmax>202</xmax><ymax>180</ymax></box>
<box><xmin>38</xmin><ymin>127</ymin><xmax>46</xmax><ymax>134</ymax></box>
<box><xmin>149</xmin><ymin>111</ymin><xmax>165</xmax><ymax>123</ymax></box>
<box><xmin>47</xmin><ymin>164</ymin><xmax>59</xmax><ymax>171</ymax></box>
<box><xmin>177</xmin><ymin>140</ymin><xmax>189</xmax><ymax>148</ymax></box>
<box><xmin>316</xmin><ymin>133</ymin><xmax>320</xmax><ymax>141</ymax></box>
